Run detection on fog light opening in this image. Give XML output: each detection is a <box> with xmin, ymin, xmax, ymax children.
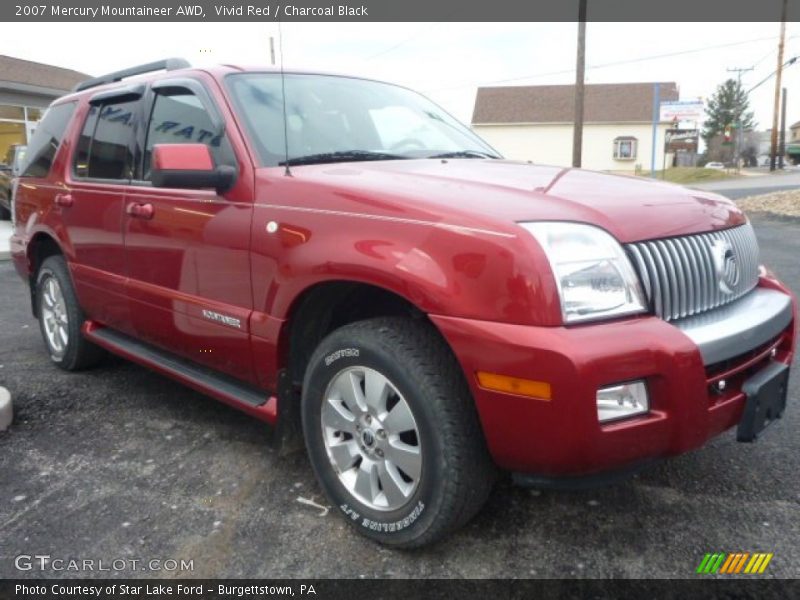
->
<box><xmin>597</xmin><ymin>380</ymin><xmax>649</xmax><ymax>423</ymax></box>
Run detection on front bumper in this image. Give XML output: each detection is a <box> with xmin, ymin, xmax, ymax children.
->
<box><xmin>431</xmin><ymin>277</ymin><xmax>796</xmax><ymax>477</ymax></box>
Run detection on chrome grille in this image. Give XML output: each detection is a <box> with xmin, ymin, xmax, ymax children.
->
<box><xmin>626</xmin><ymin>223</ymin><xmax>760</xmax><ymax>322</ymax></box>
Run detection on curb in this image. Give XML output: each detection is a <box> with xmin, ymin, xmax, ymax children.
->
<box><xmin>0</xmin><ymin>386</ymin><xmax>11</xmax><ymax>431</ymax></box>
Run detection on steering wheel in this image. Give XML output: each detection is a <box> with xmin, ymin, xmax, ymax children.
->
<box><xmin>389</xmin><ymin>138</ymin><xmax>427</xmax><ymax>153</ymax></box>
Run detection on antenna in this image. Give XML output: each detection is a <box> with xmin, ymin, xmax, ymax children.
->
<box><xmin>278</xmin><ymin>21</ymin><xmax>292</xmax><ymax>177</ymax></box>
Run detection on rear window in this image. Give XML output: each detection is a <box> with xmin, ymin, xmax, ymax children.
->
<box><xmin>21</xmin><ymin>102</ymin><xmax>76</xmax><ymax>178</ymax></box>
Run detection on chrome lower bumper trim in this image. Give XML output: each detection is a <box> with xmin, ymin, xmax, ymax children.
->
<box><xmin>673</xmin><ymin>288</ymin><xmax>793</xmax><ymax>365</ymax></box>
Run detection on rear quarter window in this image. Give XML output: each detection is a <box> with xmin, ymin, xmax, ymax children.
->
<box><xmin>73</xmin><ymin>99</ymin><xmax>140</xmax><ymax>180</ymax></box>
<box><xmin>20</xmin><ymin>102</ymin><xmax>77</xmax><ymax>178</ymax></box>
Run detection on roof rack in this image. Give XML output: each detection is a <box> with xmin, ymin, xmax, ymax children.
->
<box><xmin>72</xmin><ymin>58</ymin><xmax>191</xmax><ymax>92</ymax></box>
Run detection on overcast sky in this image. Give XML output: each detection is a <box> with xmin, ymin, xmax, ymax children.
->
<box><xmin>2</xmin><ymin>21</ymin><xmax>797</xmax><ymax>131</ymax></box>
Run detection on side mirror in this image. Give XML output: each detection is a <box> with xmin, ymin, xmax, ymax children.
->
<box><xmin>151</xmin><ymin>144</ymin><xmax>236</xmax><ymax>193</ymax></box>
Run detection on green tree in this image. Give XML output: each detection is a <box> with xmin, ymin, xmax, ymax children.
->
<box><xmin>701</xmin><ymin>78</ymin><xmax>756</xmax><ymax>146</ymax></box>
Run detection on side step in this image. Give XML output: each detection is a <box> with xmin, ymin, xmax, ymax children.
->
<box><xmin>83</xmin><ymin>323</ymin><xmax>277</xmax><ymax>424</ymax></box>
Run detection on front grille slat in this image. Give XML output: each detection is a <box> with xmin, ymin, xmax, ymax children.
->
<box><xmin>700</xmin><ymin>233</ymin><xmax>720</xmax><ymax>309</ymax></box>
<box><xmin>686</xmin><ymin>236</ymin><xmax>710</xmax><ymax>313</ymax></box>
<box><xmin>676</xmin><ymin>237</ymin><xmax>699</xmax><ymax>317</ymax></box>
<box><xmin>637</xmin><ymin>243</ymin><xmax>662</xmax><ymax>316</ymax></box>
<box><xmin>627</xmin><ymin>245</ymin><xmax>652</xmax><ymax>311</ymax></box>
<box><xmin>653</xmin><ymin>242</ymin><xmax>674</xmax><ymax>320</ymax></box>
<box><xmin>626</xmin><ymin>223</ymin><xmax>760</xmax><ymax>322</ymax></box>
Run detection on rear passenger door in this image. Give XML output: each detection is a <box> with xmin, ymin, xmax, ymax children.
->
<box><xmin>65</xmin><ymin>91</ymin><xmax>143</xmax><ymax>333</ymax></box>
<box><xmin>123</xmin><ymin>77</ymin><xmax>256</xmax><ymax>384</ymax></box>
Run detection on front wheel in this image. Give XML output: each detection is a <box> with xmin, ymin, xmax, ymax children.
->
<box><xmin>301</xmin><ymin>317</ymin><xmax>495</xmax><ymax>548</ymax></box>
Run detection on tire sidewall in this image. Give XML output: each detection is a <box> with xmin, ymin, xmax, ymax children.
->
<box><xmin>302</xmin><ymin>332</ymin><xmax>448</xmax><ymax>545</ymax></box>
<box><xmin>36</xmin><ymin>259</ymin><xmax>81</xmax><ymax>368</ymax></box>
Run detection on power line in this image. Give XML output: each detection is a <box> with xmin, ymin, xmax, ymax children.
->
<box><xmin>425</xmin><ymin>34</ymin><xmax>796</xmax><ymax>93</ymax></box>
<box><xmin>364</xmin><ymin>22</ymin><xmax>440</xmax><ymax>61</ymax></box>
<box><xmin>748</xmin><ymin>56</ymin><xmax>798</xmax><ymax>93</ymax></box>
<box><xmin>752</xmin><ymin>47</ymin><xmax>777</xmax><ymax>69</ymax></box>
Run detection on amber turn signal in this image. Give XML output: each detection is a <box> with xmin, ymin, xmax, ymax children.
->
<box><xmin>476</xmin><ymin>372</ymin><xmax>552</xmax><ymax>401</ymax></box>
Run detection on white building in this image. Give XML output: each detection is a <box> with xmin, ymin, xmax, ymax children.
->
<box><xmin>471</xmin><ymin>82</ymin><xmax>679</xmax><ymax>174</ymax></box>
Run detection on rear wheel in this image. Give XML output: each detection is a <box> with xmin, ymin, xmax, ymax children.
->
<box><xmin>301</xmin><ymin>317</ymin><xmax>495</xmax><ymax>548</ymax></box>
<box><xmin>36</xmin><ymin>255</ymin><xmax>105</xmax><ymax>370</ymax></box>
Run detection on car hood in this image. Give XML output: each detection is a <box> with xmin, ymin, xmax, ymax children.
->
<box><xmin>270</xmin><ymin>159</ymin><xmax>745</xmax><ymax>243</ymax></box>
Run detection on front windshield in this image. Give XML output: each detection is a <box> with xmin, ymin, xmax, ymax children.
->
<box><xmin>226</xmin><ymin>73</ymin><xmax>500</xmax><ymax>167</ymax></box>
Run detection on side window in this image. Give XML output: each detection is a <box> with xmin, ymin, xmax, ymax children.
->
<box><xmin>143</xmin><ymin>90</ymin><xmax>235</xmax><ymax>180</ymax></box>
<box><xmin>82</xmin><ymin>100</ymin><xmax>139</xmax><ymax>180</ymax></box>
<box><xmin>21</xmin><ymin>102</ymin><xmax>76</xmax><ymax>178</ymax></box>
<box><xmin>73</xmin><ymin>105</ymin><xmax>98</xmax><ymax>178</ymax></box>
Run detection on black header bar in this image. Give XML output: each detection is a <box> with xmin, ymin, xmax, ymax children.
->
<box><xmin>2</xmin><ymin>0</ymin><xmax>800</xmax><ymax>22</ymax></box>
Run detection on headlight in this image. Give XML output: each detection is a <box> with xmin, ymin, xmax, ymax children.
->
<box><xmin>521</xmin><ymin>222</ymin><xmax>647</xmax><ymax>323</ymax></box>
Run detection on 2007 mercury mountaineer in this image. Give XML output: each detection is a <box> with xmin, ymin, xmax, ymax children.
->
<box><xmin>10</xmin><ymin>59</ymin><xmax>796</xmax><ymax>547</ymax></box>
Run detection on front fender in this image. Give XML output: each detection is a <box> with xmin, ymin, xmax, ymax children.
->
<box><xmin>252</xmin><ymin>213</ymin><xmax>561</xmax><ymax>327</ymax></box>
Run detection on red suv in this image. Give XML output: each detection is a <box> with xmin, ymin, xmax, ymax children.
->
<box><xmin>10</xmin><ymin>59</ymin><xmax>796</xmax><ymax>547</ymax></box>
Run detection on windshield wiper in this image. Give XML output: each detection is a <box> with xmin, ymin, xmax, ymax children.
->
<box><xmin>427</xmin><ymin>150</ymin><xmax>499</xmax><ymax>159</ymax></box>
<box><xmin>279</xmin><ymin>150</ymin><xmax>407</xmax><ymax>166</ymax></box>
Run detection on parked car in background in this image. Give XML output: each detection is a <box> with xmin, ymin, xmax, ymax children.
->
<box><xmin>10</xmin><ymin>59</ymin><xmax>797</xmax><ymax>548</ymax></box>
<box><xmin>705</xmin><ymin>161</ymin><xmax>725</xmax><ymax>170</ymax></box>
<box><xmin>0</xmin><ymin>144</ymin><xmax>26</xmax><ymax>220</ymax></box>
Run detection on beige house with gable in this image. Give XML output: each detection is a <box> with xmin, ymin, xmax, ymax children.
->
<box><xmin>471</xmin><ymin>82</ymin><xmax>679</xmax><ymax>173</ymax></box>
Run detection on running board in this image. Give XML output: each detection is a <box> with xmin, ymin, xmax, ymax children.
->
<box><xmin>83</xmin><ymin>322</ymin><xmax>277</xmax><ymax>424</ymax></box>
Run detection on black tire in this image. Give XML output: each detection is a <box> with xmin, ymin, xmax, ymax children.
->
<box><xmin>0</xmin><ymin>204</ymin><xmax>10</xmax><ymax>220</ymax></box>
<box><xmin>35</xmin><ymin>255</ymin><xmax>105</xmax><ymax>371</ymax></box>
<box><xmin>301</xmin><ymin>317</ymin><xmax>495</xmax><ymax>548</ymax></box>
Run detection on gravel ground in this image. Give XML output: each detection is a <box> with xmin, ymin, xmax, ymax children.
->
<box><xmin>738</xmin><ymin>189</ymin><xmax>800</xmax><ymax>219</ymax></box>
<box><xmin>0</xmin><ymin>215</ymin><xmax>798</xmax><ymax>579</ymax></box>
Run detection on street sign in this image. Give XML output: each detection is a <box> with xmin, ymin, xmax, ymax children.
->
<box><xmin>660</xmin><ymin>100</ymin><xmax>704</xmax><ymax>122</ymax></box>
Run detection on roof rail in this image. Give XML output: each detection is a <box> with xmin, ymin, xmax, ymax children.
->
<box><xmin>72</xmin><ymin>58</ymin><xmax>191</xmax><ymax>92</ymax></box>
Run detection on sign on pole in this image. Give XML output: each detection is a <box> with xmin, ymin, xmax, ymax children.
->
<box><xmin>659</xmin><ymin>100</ymin><xmax>704</xmax><ymax>122</ymax></box>
<box><xmin>665</xmin><ymin>129</ymin><xmax>700</xmax><ymax>152</ymax></box>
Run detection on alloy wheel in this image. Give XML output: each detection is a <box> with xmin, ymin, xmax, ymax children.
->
<box><xmin>321</xmin><ymin>366</ymin><xmax>422</xmax><ymax>511</ymax></box>
<box><xmin>40</xmin><ymin>275</ymin><xmax>69</xmax><ymax>359</ymax></box>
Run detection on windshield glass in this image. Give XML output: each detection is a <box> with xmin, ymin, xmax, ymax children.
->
<box><xmin>226</xmin><ymin>73</ymin><xmax>500</xmax><ymax>167</ymax></box>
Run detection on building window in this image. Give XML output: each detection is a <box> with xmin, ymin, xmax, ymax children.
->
<box><xmin>613</xmin><ymin>136</ymin><xmax>637</xmax><ymax>160</ymax></box>
<box><xmin>0</xmin><ymin>103</ymin><xmax>47</xmax><ymax>168</ymax></box>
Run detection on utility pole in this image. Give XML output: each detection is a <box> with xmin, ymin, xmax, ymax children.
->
<box><xmin>770</xmin><ymin>0</ymin><xmax>788</xmax><ymax>171</ymax></box>
<box><xmin>269</xmin><ymin>36</ymin><xmax>276</xmax><ymax>66</ymax></box>
<box><xmin>572</xmin><ymin>0</ymin><xmax>587</xmax><ymax>168</ymax></box>
<box><xmin>650</xmin><ymin>83</ymin><xmax>660</xmax><ymax>177</ymax></box>
<box><xmin>779</xmin><ymin>87</ymin><xmax>787</xmax><ymax>169</ymax></box>
<box><xmin>727</xmin><ymin>66</ymin><xmax>753</xmax><ymax>169</ymax></box>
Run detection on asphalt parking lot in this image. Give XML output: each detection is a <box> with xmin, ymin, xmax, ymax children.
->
<box><xmin>0</xmin><ymin>214</ymin><xmax>798</xmax><ymax>579</ymax></box>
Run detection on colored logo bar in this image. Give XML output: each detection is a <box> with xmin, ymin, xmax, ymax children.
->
<box><xmin>696</xmin><ymin>553</ymin><xmax>773</xmax><ymax>574</ymax></box>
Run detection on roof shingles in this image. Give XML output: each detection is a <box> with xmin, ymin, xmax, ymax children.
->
<box><xmin>472</xmin><ymin>82</ymin><xmax>679</xmax><ymax>125</ymax></box>
<box><xmin>0</xmin><ymin>55</ymin><xmax>90</xmax><ymax>92</ymax></box>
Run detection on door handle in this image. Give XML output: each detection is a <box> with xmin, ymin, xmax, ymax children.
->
<box><xmin>127</xmin><ymin>202</ymin><xmax>155</xmax><ymax>220</ymax></box>
<box><xmin>54</xmin><ymin>193</ymin><xmax>73</xmax><ymax>208</ymax></box>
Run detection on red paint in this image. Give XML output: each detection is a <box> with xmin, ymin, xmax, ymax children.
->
<box><xmin>153</xmin><ymin>144</ymin><xmax>215</xmax><ymax>171</ymax></box>
<box><xmin>9</xmin><ymin>65</ymin><xmax>797</xmax><ymax>478</ymax></box>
